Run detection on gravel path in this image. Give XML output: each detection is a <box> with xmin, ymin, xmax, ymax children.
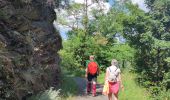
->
<box><xmin>73</xmin><ymin>77</ymin><xmax>107</xmax><ymax>100</ymax></box>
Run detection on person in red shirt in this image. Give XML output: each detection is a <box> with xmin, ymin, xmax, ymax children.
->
<box><xmin>85</xmin><ymin>55</ymin><xmax>100</xmax><ymax>96</ymax></box>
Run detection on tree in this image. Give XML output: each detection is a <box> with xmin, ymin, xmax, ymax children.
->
<box><xmin>119</xmin><ymin>2</ymin><xmax>170</xmax><ymax>97</ymax></box>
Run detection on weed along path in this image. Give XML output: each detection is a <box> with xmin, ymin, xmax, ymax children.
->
<box><xmin>73</xmin><ymin>77</ymin><xmax>107</xmax><ymax>100</ymax></box>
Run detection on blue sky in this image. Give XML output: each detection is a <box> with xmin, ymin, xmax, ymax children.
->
<box><xmin>56</xmin><ymin>0</ymin><xmax>148</xmax><ymax>39</ymax></box>
<box><xmin>109</xmin><ymin>0</ymin><xmax>114</xmax><ymax>5</ymax></box>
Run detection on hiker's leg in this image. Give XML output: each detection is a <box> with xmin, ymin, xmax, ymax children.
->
<box><xmin>113</xmin><ymin>93</ymin><xmax>118</xmax><ymax>100</ymax></box>
<box><xmin>87</xmin><ymin>74</ymin><xmax>92</xmax><ymax>93</ymax></box>
<box><xmin>108</xmin><ymin>93</ymin><xmax>112</xmax><ymax>100</ymax></box>
<box><xmin>92</xmin><ymin>76</ymin><xmax>97</xmax><ymax>96</ymax></box>
<box><xmin>87</xmin><ymin>81</ymin><xmax>91</xmax><ymax>93</ymax></box>
<box><xmin>113</xmin><ymin>82</ymin><xmax>119</xmax><ymax>100</ymax></box>
<box><xmin>92</xmin><ymin>81</ymin><xmax>96</xmax><ymax>96</ymax></box>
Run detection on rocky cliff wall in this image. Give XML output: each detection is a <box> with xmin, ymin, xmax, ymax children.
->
<box><xmin>0</xmin><ymin>0</ymin><xmax>62</xmax><ymax>99</ymax></box>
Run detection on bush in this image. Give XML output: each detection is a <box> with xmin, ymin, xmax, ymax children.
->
<box><xmin>156</xmin><ymin>89</ymin><xmax>170</xmax><ymax>100</ymax></box>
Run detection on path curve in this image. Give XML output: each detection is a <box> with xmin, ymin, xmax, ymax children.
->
<box><xmin>73</xmin><ymin>77</ymin><xmax>107</xmax><ymax>100</ymax></box>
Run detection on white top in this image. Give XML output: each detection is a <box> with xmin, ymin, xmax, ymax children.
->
<box><xmin>106</xmin><ymin>65</ymin><xmax>121</xmax><ymax>81</ymax></box>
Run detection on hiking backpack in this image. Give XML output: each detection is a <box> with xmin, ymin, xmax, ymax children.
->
<box><xmin>87</xmin><ymin>61</ymin><xmax>98</xmax><ymax>75</ymax></box>
<box><xmin>108</xmin><ymin>67</ymin><xmax>119</xmax><ymax>82</ymax></box>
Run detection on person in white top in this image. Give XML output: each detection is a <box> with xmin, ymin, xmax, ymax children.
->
<box><xmin>105</xmin><ymin>59</ymin><xmax>124</xmax><ymax>100</ymax></box>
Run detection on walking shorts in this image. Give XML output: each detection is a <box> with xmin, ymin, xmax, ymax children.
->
<box><xmin>87</xmin><ymin>73</ymin><xmax>97</xmax><ymax>82</ymax></box>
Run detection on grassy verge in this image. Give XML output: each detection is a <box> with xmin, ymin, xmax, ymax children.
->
<box><xmin>58</xmin><ymin>75</ymin><xmax>78</xmax><ymax>100</ymax></box>
<box><xmin>27</xmin><ymin>75</ymin><xmax>78</xmax><ymax>100</ymax></box>
<box><xmin>97</xmin><ymin>70</ymin><xmax>153</xmax><ymax>100</ymax></box>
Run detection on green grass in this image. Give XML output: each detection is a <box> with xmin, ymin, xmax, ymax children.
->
<box><xmin>58</xmin><ymin>76</ymin><xmax>78</xmax><ymax>100</ymax></box>
<box><xmin>27</xmin><ymin>75</ymin><xmax>78</xmax><ymax>100</ymax></box>
<box><xmin>98</xmin><ymin>72</ymin><xmax>105</xmax><ymax>84</ymax></box>
<box><xmin>98</xmin><ymin>70</ymin><xmax>153</xmax><ymax>100</ymax></box>
<box><xmin>27</xmin><ymin>87</ymin><xmax>61</xmax><ymax>100</ymax></box>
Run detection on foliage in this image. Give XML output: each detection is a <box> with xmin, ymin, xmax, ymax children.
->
<box><xmin>59</xmin><ymin>30</ymin><xmax>135</xmax><ymax>73</ymax></box>
<box><xmin>60</xmin><ymin>0</ymin><xmax>170</xmax><ymax>99</ymax></box>
<box><xmin>59</xmin><ymin>1</ymin><xmax>135</xmax><ymax>74</ymax></box>
<box><xmin>114</xmin><ymin>1</ymin><xmax>170</xmax><ymax>98</ymax></box>
<box><xmin>59</xmin><ymin>29</ymin><xmax>108</xmax><ymax>70</ymax></box>
<box><xmin>56</xmin><ymin>3</ymin><xmax>84</xmax><ymax>29</ymax></box>
<box><xmin>87</xmin><ymin>3</ymin><xmax>136</xmax><ymax>69</ymax></box>
<box><xmin>87</xmin><ymin>0</ymin><xmax>170</xmax><ymax>98</ymax></box>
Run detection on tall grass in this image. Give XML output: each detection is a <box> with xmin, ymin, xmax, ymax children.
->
<box><xmin>98</xmin><ymin>70</ymin><xmax>153</xmax><ymax>100</ymax></box>
<box><xmin>58</xmin><ymin>76</ymin><xmax>78</xmax><ymax>99</ymax></box>
<box><xmin>27</xmin><ymin>75</ymin><xmax>78</xmax><ymax>100</ymax></box>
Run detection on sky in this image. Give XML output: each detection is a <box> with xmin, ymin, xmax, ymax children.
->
<box><xmin>73</xmin><ymin>0</ymin><xmax>148</xmax><ymax>11</ymax></box>
<box><xmin>131</xmin><ymin>0</ymin><xmax>148</xmax><ymax>11</ymax></box>
<box><xmin>54</xmin><ymin>0</ymin><xmax>148</xmax><ymax>39</ymax></box>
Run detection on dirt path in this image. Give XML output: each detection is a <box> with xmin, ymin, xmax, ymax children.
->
<box><xmin>73</xmin><ymin>77</ymin><xmax>107</xmax><ymax>100</ymax></box>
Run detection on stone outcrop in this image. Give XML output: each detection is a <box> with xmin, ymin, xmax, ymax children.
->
<box><xmin>0</xmin><ymin>0</ymin><xmax>62</xmax><ymax>99</ymax></box>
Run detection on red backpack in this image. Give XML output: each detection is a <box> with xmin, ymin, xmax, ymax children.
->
<box><xmin>88</xmin><ymin>62</ymin><xmax>98</xmax><ymax>75</ymax></box>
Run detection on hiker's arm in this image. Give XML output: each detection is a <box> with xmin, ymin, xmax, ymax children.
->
<box><xmin>98</xmin><ymin>67</ymin><xmax>100</xmax><ymax>75</ymax></box>
<box><xmin>85</xmin><ymin>61</ymin><xmax>89</xmax><ymax>78</ymax></box>
<box><xmin>97</xmin><ymin>62</ymin><xmax>100</xmax><ymax>75</ymax></box>
<box><xmin>85</xmin><ymin>68</ymin><xmax>88</xmax><ymax>78</ymax></box>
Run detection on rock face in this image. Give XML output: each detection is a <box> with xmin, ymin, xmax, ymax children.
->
<box><xmin>0</xmin><ymin>0</ymin><xmax>62</xmax><ymax>99</ymax></box>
